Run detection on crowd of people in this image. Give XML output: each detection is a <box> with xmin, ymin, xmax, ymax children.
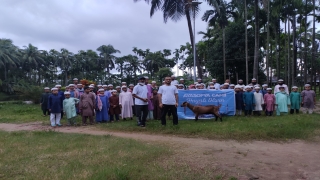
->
<box><xmin>40</xmin><ymin>75</ymin><xmax>316</xmax><ymax>127</ymax></box>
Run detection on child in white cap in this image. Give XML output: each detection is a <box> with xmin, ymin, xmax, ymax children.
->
<box><xmin>301</xmin><ymin>84</ymin><xmax>316</xmax><ymax>114</ymax></box>
<box><xmin>48</xmin><ymin>88</ymin><xmax>63</xmax><ymax>127</ymax></box>
<box><xmin>253</xmin><ymin>86</ymin><xmax>264</xmax><ymax>116</ymax></box>
<box><xmin>290</xmin><ymin>86</ymin><xmax>301</xmax><ymax>114</ymax></box>
<box><xmin>40</xmin><ymin>87</ymin><xmax>51</xmax><ymax>117</ymax></box>
<box><xmin>63</xmin><ymin>92</ymin><xmax>79</xmax><ymax>126</ymax></box>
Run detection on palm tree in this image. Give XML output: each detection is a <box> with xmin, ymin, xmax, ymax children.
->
<box><xmin>97</xmin><ymin>45</ymin><xmax>121</xmax><ymax>80</ymax></box>
<box><xmin>21</xmin><ymin>44</ymin><xmax>45</xmax><ymax>85</ymax></box>
<box><xmin>124</xmin><ymin>55</ymin><xmax>143</xmax><ymax>82</ymax></box>
<box><xmin>202</xmin><ymin>0</ymin><xmax>232</xmax><ymax>80</ymax></box>
<box><xmin>144</xmin><ymin>51</ymin><xmax>166</xmax><ymax>78</ymax></box>
<box><xmin>0</xmin><ymin>38</ymin><xmax>21</xmax><ymax>81</ymax></box>
<box><xmin>115</xmin><ymin>56</ymin><xmax>126</xmax><ymax>79</ymax></box>
<box><xmin>55</xmin><ymin>48</ymin><xmax>74</xmax><ymax>85</ymax></box>
<box><xmin>134</xmin><ymin>0</ymin><xmax>206</xmax><ymax>77</ymax></box>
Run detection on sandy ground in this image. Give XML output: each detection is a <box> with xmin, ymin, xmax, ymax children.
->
<box><xmin>1</xmin><ymin>122</ymin><xmax>320</xmax><ymax>180</ymax></box>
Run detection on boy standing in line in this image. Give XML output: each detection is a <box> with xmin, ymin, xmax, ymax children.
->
<box><xmin>290</xmin><ymin>86</ymin><xmax>301</xmax><ymax>114</ymax></box>
<box><xmin>264</xmin><ymin>88</ymin><xmax>276</xmax><ymax>116</ymax></box>
<box><xmin>40</xmin><ymin>87</ymin><xmax>51</xmax><ymax>117</ymax></box>
<box><xmin>301</xmin><ymin>84</ymin><xmax>316</xmax><ymax>114</ymax></box>
<box><xmin>48</xmin><ymin>88</ymin><xmax>63</xmax><ymax>127</ymax></box>
<box><xmin>243</xmin><ymin>86</ymin><xmax>255</xmax><ymax>116</ymax></box>
<box><xmin>63</xmin><ymin>91</ymin><xmax>79</xmax><ymax>126</ymax></box>
<box><xmin>79</xmin><ymin>86</ymin><xmax>96</xmax><ymax>125</ymax></box>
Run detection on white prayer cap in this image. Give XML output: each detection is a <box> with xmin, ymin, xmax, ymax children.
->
<box><xmin>121</xmin><ymin>82</ymin><xmax>126</xmax><ymax>84</ymax></box>
<box><xmin>235</xmin><ymin>85</ymin><xmax>240</xmax><ymax>88</ymax></box>
<box><xmin>111</xmin><ymin>90</ymin><xmax>117</xmax><ymax>92</ymax></box>
<box><xmin>121</xmin><ymin>85</ymin><xmax>127</xmax><ymax>88</ymax></box>
<box><xmin>244</xmin><ymin>86</ymin><xmax>249</xmax><ymax>90</ymax></box>
<box><xmin>89</xmin><ymin>85</ymin><xmax>94</xmax><ymax>88</ymax></box>
<box><xmin>278</xmin><ymin>79</ymin><xmax>284</xmax><ymax>81</ymax></box>
<box><xmin>262</xmin><ymin>84</ymin><xmax>268</xmax><ymax>87</ymax></box>
<box><xmin>90</xmin><ymin>84</ymin><xmax>94</xmax><ymax>86</ymax></box>
<box><xmin>252</xmin><ymin>78</ymin><xmax>256</xmax><ymax>80</ymax></box>
<box><xmin>208</xmin><ymin>82</ymin><xmax>213</xmax><ymax>84</ymax></box>
<box><xmin>238</xmin><ymin>79</ymin><xmax>243</xmax><ymax>81</ymax></box>
<box><xmin>51</xmin><ymin>88</ymin><xmax>58</xmax><ymax>91</ymax></box>
<box><xmin>129</xmin><ymin>84</ymin><xmax>134</xmax><ymax>87</ymax></box>
<box><xmin>180</xmin><ymin>78</ymin><xmax>184</xmax><ymax>81</ymax></box>
<box><xmin>77</xmin><ymin>84</ymin><xmax>82</xmax><ymax>86</ymax></box>
<box><xmin>223</xmin><ymin>83</ymin><xmax>229</xmax><ymax>86</ymax></box>
<box><xmin>73</xmin><ymin>78</ymin><xmax>78</xmax><ymax>81</ymax></box>
<box><xmin>116</xmin><ymin>86</ymin><xmax>121</xmax><ymax>88</ymax></box>
<box><xmin>162</xmin><ymin>81</ymin><xmax>165</xmax><ymax>83</ymax></box>
<box><xmin>196</xmin><ymin>84</ymin><xmax>201</xmax><ymax>87</ymax></box>
<box><xmin>44</xmin><ymin>87</ymin><xmax>50</xmax><ymax>90</ymax></box>
<box><xmin>194</xmin><ymin>82</ymin><xmax>198</xmax><ymax>84</ymax></box>
<box><xmin>69</xmin><ymin>84</ymin><xmax>75</xmax><ymax>87</ymax></box>
<box><xmin>212</xmin><ymin>78</ymin><xmax>216</xmax><ymax>80</ymax></box>
<box><xmin>64</xmin><ymin>91</ymin><xmax>70</xmax><ymax>95</ymax></box>
<box><xmin>197</xmin><ymin>78</ymin><xmax>202</xmax><ymax>80</ymax></box>
<box><xmin>108</xmin><ymin>84</ymin><xmax>113</xmax><ymax>87</ymax></box>
<box><xmin>230</xmin><ymin>84</ymin><xmax>235</xmax><ymax>87</ymax></box>
<box><xmin>144</xmin><ymin>76</ymin><xmax>149</xmax><ymax>79</ymax></box>
<box><xmin>102</xmin><ymin>85</ymin><xmax>108</xmax><ymax>87</ymax></box>
<box><xmin>98</xmin><ymin>89</ymin><xmax>104</xmax><ymax>92</ymax></box>
<box><xmin>292</xmin><ymin>86</ymin><xmax>298</xmax><ymax>89</ymax></box>
<box><xmin>65</xmin><ymin>86</ymin><xmax>69</xmax><ymax>88</ymax></box>
<box><xmin>254</xmin><ymin>85</ymin><xmax>260</xmax><ymax>87</ymax></box>
<box><xmin>178</xmin><ymin>84</ymin><xmax>184</xmax><ymax>87</ymax></box>
<box><xmin>267</xmin><ymin>88</ymin><xmax>272</xmax><ymax>90</ymax></box>
<box><xmin>304</xmin><ymin>84</ymin><xmax>311</xmax><ymax>87</ymax></box>
<box><xmin>55</xmin><ymin>85</ymin><xmax>61</xmax><ymax>88</ymax></box>
<box><xmin>151</xmin><ymin>81</ymin><xmax>156</xmax><ymax>83</ymax></box>
<box><xmin>97</xmin><ymin>84</ymin><xmax>102</xmax><ymax>87</ymax></box>
<box><xmin>171</xmin><ymin>75</ymin><xmax>175</xmax><ymax>77</ymax></box>
<box><xmin>255</xmin><ymin>86</ymin><xmax>260</xmax><ymax>90</ymax></box>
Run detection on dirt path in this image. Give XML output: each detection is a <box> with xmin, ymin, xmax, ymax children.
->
<box><xmin>1</xmin><ymin>122</ymin><xmax>320</xmax><ymax>180</ymax></box>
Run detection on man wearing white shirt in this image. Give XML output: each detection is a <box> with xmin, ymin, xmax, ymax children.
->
<box><xmin>170</xmin><ymin>75</ymin><xmax>179</xmax><ymax>86</ymax></box>
<box><xmin>274</xmin><ymin>79</ymin><xmax>289</xmax><ymax>94</ymax></box>
<box><xmin>159</xmin><ymin>76</ymin><xmax>179</xmax><ymax>125</ymax></box>
<box><xmin>211</xmin><ymin>78</ymin><xmax>220</xmax><ymax>90</ymax></box>
<box><xmin>132</xmin><ymin>77</ymin><xmax>149</xmax><ymax>127</ymax></box>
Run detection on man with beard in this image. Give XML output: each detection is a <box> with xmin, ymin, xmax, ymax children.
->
<box><xmin>274</xmin><ymin>79</ymin><xmax>289</xmax><ymax>94</ymax></box>
<box><xmin>179</xmin><ymin>78</ymin><xmax>187</xmax><ymax>90</ymax></box>
<box><xmin>132</xmin><ymin>77</ymin><xmax>149</xmax><ymax>127</ymax></box>
<box><xmin>73</xmin><ymin>78</ymin><xmax>79</xmax><ymax>85</ymax></box>
<box><xmin>211</xmin><ymin>78</ymin><xmax>220</xmax><ymax>90</ymax></box>
<box><xmin>237</xmin><ymin>79</ymin><xmax>245</xmax><ymax>89</ymax></box>
<box><xmin>170</xmin><ymin>75</ymin><xmax>179</xmax><ymax>86</ymax></box>
<box><xmin>250</xmin><ymin>78</ymin><xmax>260</xmax><ymax>86</ymax></box>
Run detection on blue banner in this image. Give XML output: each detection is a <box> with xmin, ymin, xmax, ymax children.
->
<box><xmin>178</xmin><ymin>90</ymin><xmax>235</xmax><ymax>120</ymax></box>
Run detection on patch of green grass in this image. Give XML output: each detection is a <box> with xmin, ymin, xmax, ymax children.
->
<box><xmin>0</xmin><ymin>104</ymin><xmax>47</xmax><ymax>123</ymax></box>
<box><xmin>0</xmin><ymin>130</ymin><xmax>218</xmax><ymax>180</ymax></box>
<box><xmin>98</xmin><ymin>114</ymin><xmax>320</xmax><ymax>141</ymax></box>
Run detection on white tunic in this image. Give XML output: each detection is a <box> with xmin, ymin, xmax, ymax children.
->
<box><xmin>119</xmin><ymin>91</ymin><xmax>134</xmax><ymax>118</ymax></box>
<box><xmin>254</xmin><ymin>92</ymin><xmax>264</xmax><ymax>111</ymax></box>
<box><xmin>274</xmin><ymin>84</ymin><xmax>289</xmax><ymax>94</ymax></box>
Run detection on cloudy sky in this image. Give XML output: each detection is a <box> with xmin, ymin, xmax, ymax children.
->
<box><xmin>0</xmin><ymin>0</ymin><xmax>212</xmax><ymax>56</ymax></box>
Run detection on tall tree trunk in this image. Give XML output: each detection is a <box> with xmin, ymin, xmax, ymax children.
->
<box><xmin>284</xmin><ymin>20</ymin><xmax>287</xmax><ymax>82</ymax></box>
<box><xmin>292</xmin><ymin>14</ymin><xmax>297</xmax><ymax>86</ymax></box>
<box><xmin>277</xmin><ymin>20</ymin><xmax>280</xmax><ymax>80</ymax></box>
<box><xmin>266</xmin><ymin>0</ymin><xmax>270</xmax><ymax>85</ymax></box>
<box><xmin>287</xmin><ymin>19</ymin><xmax>291</xmax><ymax>89</ymax></box>
<box><xmin>312</xmin><ymin>0</ymin><xmax>316</xmax><ymax>92</ymax></box>
<box><xmin>223</xmin><ymin>28</ymin><xmax>226</xmax><ymax>80</ymax></box>
<box><xmin>185</xmin><ymin>9</ymin><xmax>194</xmax><ymax>47</ymax></box>
<box><xmin>253</xmin><ymin>0</ymin><xmax>259</xmax><ymax>80</ymax></box>
<box><xmin>245</xmin><ymin>0</ymin><xmax>249</xmax><ymax>84</ymax></box>
<box><xmin>303</xmin><ymin>0</ymin><xmax>308</xmax><ymax>85</ymax></box>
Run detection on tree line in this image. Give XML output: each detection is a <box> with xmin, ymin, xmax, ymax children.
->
<box><xmin>137</xmin><ymin>0</ymin><xmax>320</xmax><ymax>92</ymax></box>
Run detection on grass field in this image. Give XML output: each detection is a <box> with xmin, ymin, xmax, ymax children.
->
<box><xmin>0</xmin><ymin>130</ymin><xmax>228</xmax><ymax>180</ymax></box>
<box><xmin>97</xmin><ymin>114</ymin><xmax>320</xmax><ymax>141</ymax></box>
<box><xmin>1</xmin><ymin>103</ymin><xmax>320</xmax><ymax>141</ymax></box>
<box><xmin>0</xmin><ymin>103</ymin><xmax>47</xmax><ymax>123</ymax></box>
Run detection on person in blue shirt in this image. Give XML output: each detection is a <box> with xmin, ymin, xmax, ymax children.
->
<box><xmin>48</xmin><ymin>88</ymin><xmax>63</xmax><ymax>127</ymax></box>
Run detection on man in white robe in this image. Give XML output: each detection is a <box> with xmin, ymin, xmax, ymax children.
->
<box><xmin>253</xmin><ymin>86</ymin><xmax>264</xmax><ymax>116</ymax></box>
<box><xmin>119</xmin><ymin>86</ymin><xmax>134</xmax><ymax>120</ymax></box>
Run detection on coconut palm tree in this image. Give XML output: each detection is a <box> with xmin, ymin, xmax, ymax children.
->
<box><xmin>55</xmin><ymin>48</ymin><xmax>74</xmax><ymax>85</ymax></box>
<box><xmin>21</xmin><ymin>44</ymin><xmax>46</xmax><ymax>84</ymax></box>
<box><xmin>0</xmin><ymin>38</ymin><xmax>21</xmax><ymax>81</ymax></box>
<box><xmin>97</xmin><ymin>45</ymin><xmax>121</xmax><ymax>80</ymax></box>
<box><xmin>202</xmin><ymin>0</ymin><xmax>235</xmax><ymax>80</ymax></box>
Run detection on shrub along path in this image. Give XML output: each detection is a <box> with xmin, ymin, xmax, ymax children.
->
<box><xmin>0</xmin><ymin>122</ymin><xmax>320</xmax><ymax>180</ymax></box>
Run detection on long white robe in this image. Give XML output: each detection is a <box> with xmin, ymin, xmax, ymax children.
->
<box><xmin>254</xmin><ymin>92</ymin><xmax>264</xmax><ymax>111</ymax></box>
<box><xmin>119</xmin><ymin>91</ymin><xmax>134</xmax><ymax>118</ymax></box>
